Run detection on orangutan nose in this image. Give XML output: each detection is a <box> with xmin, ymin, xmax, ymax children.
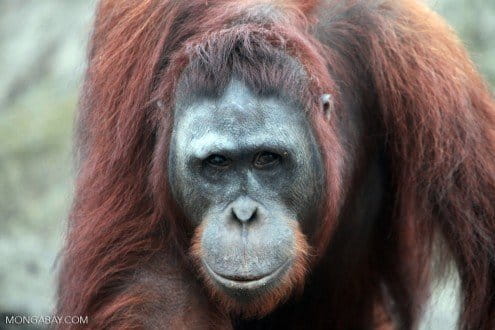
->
<box><xmin>230</xmin><ymin>197</ymin><xmax>258</xmax><ymax>223</ymax></box>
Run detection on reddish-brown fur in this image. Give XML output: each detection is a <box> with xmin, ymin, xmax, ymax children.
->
<box><xmin>57</xmin><ymin>0</ymin><xmax>495</xmax><ymax>329</ymax></box>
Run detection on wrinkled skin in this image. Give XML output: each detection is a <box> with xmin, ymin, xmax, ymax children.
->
<box><xmin>168</xmin><ymin>78</ymin><xmax>325</xmax><ymax>302</ymax></box>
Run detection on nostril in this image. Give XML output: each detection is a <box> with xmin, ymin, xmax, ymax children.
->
<box><xmin>248</xmin><ymin>208</ymin><xmax>257</xmax><ymax>221</ymax></box>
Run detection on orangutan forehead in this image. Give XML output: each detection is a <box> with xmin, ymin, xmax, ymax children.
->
<box><xmin>176</xmin><ymin>26</ymin><xmax>310</xmax><ymax>103</ymax></box>
<box><xmin>232</xmin><ymin>3</ymin><xmax>286</xmax><ymax>25</ymax></box>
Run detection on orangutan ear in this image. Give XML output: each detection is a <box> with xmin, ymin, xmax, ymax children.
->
<box><xmin>157</xmin><ymin>100</ymin><xmax>165</xmax><ymax>110</ymax></box>
<box><xmin>321</xmin><ymin>93</ymin><xmax>333</xmax><ymax>120</ymax></box>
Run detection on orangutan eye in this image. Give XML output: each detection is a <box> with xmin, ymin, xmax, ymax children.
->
<box><xmin>254</xmin><ymin>151</ymin><xmax>281</xmax><ymax>168</ymax></box>
<box><xmin>205</xmin><ymin>154</ymin><xmax>231</xmax><ymax>168</ymax></box>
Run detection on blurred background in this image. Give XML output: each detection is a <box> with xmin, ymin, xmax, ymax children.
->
<box><xmin>0</xmin><ymin>0</ymin><xmax>493</xmax><ymax>328</ymax></box>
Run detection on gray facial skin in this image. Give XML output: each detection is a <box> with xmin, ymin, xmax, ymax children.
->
<box><xmin>168</xmin><ymin>78</ymin><xmax>324</xmax><ymax>298</ymax></box>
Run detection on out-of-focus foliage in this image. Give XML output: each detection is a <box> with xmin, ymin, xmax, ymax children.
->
<box><xmin>432</xmin><ymin>0</ymin><xmax>495</xmax><ymax>87</ymax></box>
<box><xmin>0</xmin><ymin>0</ymin><xmax>493</xmax><ymax>323</ymax></box>
<box><xmin>0</xmin><ymin>0</ymin><xmax>94</xmax><ymax>317</ymax></box>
